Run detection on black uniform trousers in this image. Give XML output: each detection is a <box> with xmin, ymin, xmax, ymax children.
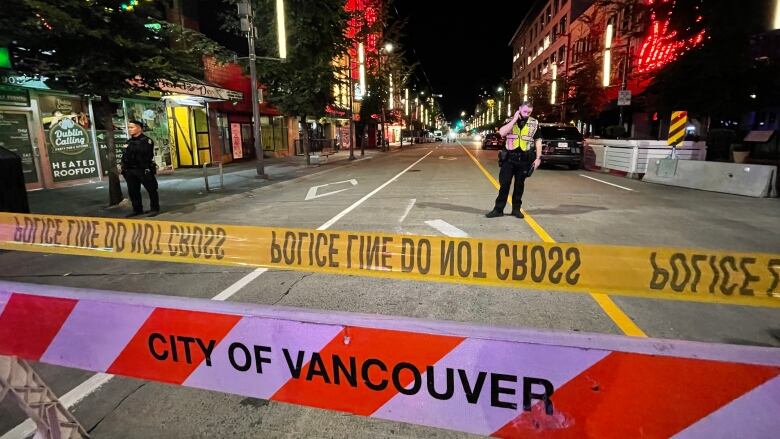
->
<box><xmin>125</xmin><ymin>169</ymin><xmax>159</xmax><ymax>214</ymax></box>
<box><xmin>493</xmin><ymin>150</ymin><xmax>534</xmax><ymax>212</ymax></box>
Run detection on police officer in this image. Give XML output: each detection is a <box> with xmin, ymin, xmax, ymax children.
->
<box><xmin>121</xmin><ymin>120</ymin><xmax>159</xmax><ymax>217</ymax></box>
<box><xmin>485</xmin><ymin>101</ymin><xmax>542</xmax><ymax>219</ymax></box>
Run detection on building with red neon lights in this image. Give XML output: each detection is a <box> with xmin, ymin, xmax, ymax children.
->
<box><xmin>509</xmin><ymin>0</ymin><xmax>707</xmax><ymax>138</ymax></box>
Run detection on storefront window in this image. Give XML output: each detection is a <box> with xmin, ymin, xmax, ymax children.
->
<box><xmin>273</xmin><ymin>116</ymin><xmax>288</xmax><ymax>150</ymax></box>
<box><xmin>260</xmin><ymin>116</ymin><xmax>288</xmax><ymax>151</ymax></box>
<box><xmin>0</xmin><ymin>111</ymin><xmax>38</xmax><ymax>183</ymax></box>
<box><xmin>216</xmin><ymin>113</ymin><xmax>231</xmax><ymax>157</ymax></box>
<box><xmin>38</xmin><ymin>94</ymin><xmax>100</xmax><ymax>182</ymax></box>
<box><xmin>240</xmin><ymin>123</ymin><xmax>253</xmax><ymax>157</ymax></box>
<box><xmin>124</xmin><ymin>99</ymin><xmax>171</xmax><ymax>169</ymax></box>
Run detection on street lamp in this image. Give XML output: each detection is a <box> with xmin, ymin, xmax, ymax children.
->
<box><xmin>775</xmin><ymin>0</ymin><xmax>780</xmax><ymax>29</ymax></box>
<box><xmin>275</xmin><ymin>0</ymin><xmax>287</xmax><ymax>59</ymax></box>
<box><xmin>461</xmin><ymin>111</ymin><xmax>466</xmax><ymax>117</ymax></box>
<box><xmin>377</xmin><ymin>42</ymin><xmax>395</xmax><ymax>151</ymax></box>
<box><xmin>358</xmin><ymin>43</ymin><xmax>366</xmax><ymax>99</ymax></box>
<box><xmin>550</xmin><ymin>63</ymin><xmax>557</xmax><ymax>105</ymax></box>
<box><xmin>603</xmin><ymin>23</ymin><xmax>614</xmax><ymax>88</ymax></box>
<box><xmin>238</xmin><ymin>0</ymin><xmax>287</xmax><ymax>178</ymax></box>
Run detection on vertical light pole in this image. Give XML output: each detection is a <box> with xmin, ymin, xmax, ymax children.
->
<box><xmin>550</xmin><ymin>62</ymin><xmax>557</xmax><ymax>105</ymax></box>
<box><xmin>497</xmin><ymin>86</ymin><xmax>505</xmax><ymax>121</ymax></box>
<box><xmin>561</xmin><ymin>31</ymin><xmax>572</xmax><ymax>123</ymax></box>
<box><xmin>237</xmin><ymin>0</ymin><xmax>286</xmax><ymax>177</ymax></box>
<box><xmin>401</xmin><ymin>88</ymin><xmax>412</xmax><ymax>147</ymax></box>
<box><xmin>618</xmin><ymin>36</ymin><xmax>631</xmax><ymax>128</ymax></box>
<box><xmin>238</xmin><ymin>1</ymin><xmax>266</xmax><ymax>178</ymax></box>
<box><xmin>347</xmin><ymin>53</ymin><xmax>356</xmax><ymax>160</ymax></box>
<box><xmin>275</xmin><ymin>0</ymin><xmax>287</xmax><ymax>59</ymax></box>
<box><xmin>357</xmin><ymin>42</ymin><xmax>366</xmax><ymax>157</ymax></box>
<box><xmin>414</xmin><ymin>96</ymin><xmax>419</xmax><ymax>140</ymax></box>
<box><xmin>358</xmin><ymin>43</ymin><xmax>366</xmax><ymax>99</ymax></box>
<box><xmin>603</xmin><ymin>23</ymin><xmax>614</xmax><ymax>88</ymax></box>
<box><xmin>379</xmin><ymin>42</ymin><xmax>393</xmax><ymax>151</ymax></box>
<box><xmin>774</xmin><ymin>0</ymin><xmax>780</xmax><ymax>29</ymax></box>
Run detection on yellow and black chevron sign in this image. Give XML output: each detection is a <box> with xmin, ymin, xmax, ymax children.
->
<box><xmin>668</xmin><ymin>110</ymin><xmax>688</xmax><ymax>147</ymax></box>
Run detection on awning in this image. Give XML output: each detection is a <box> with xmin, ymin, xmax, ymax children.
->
<box><xmin>157</xmin><ymin>77</ymin><xmax>243</xmax><ymax>102</ymax></box>
<box><xmin>161</xmin><ymin>94</ymin><xmax>207</xmax><ymax>107</ymax></box>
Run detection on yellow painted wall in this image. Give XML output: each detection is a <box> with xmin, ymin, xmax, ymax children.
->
<box><xmin>167</xmin><ymin>107</ymin><xmax>197</xmax><ymax>167</ymax></box>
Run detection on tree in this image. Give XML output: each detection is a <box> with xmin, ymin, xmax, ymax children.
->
<box><xmin>357</xmin><ymin>45</ymin><xmax>414</xmax><ymax>144</ymax></box>
<box><xmin>0</xmin><ymin>1</ymin><xmax>228</xmax><ymax>205</ymax></box>
<box><xmin>561</xmin><ymin>0</ymin><xmax>648</xmax><ymax>128</ymax></box>
<box><xmin>565</xmin><ymin>55</ymin><xmax>608</xmax><ymax>123</ymax></box>
<box><xmin>348</xmin><ymin>0</ymin><xmax>412</xmax><ymax>150</ymax></box>
<box><xmin>528</xmin><ymin>82</ymin><xmax>553</xmax><ymax>121</ymax></box>
<box><xmin>645</xmin><ymin>0</ymin><xmax>779</xmax><ymax>120</ymax></box>
<box><xmin>237</xmin><ymin>0</ymin><xmax>349</xmax><ymax>164</ymax></box>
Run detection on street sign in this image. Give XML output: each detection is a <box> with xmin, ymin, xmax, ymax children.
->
<box><xmin>618</xmin><ymin>90</ymin><xmax>632</xmax><ymax>106</ymax></box>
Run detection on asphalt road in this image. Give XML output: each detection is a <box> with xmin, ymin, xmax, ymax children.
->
<box><xmin>2</xmin><ymin>141</ymin><xmax>779</xmax><ymax>438</ymax></box>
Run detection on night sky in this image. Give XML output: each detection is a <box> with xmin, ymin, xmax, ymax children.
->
<box><xmin>200</xmin><ymin>0</ymin><xmax>533</xmax><ymax>122</ymax></box>
<box><xmin>393</xmin><ymin>0</ymin><xmax>532</xmax><ymax>121</ymax></box>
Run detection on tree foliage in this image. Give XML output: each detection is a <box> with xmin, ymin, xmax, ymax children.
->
<box><xmin>645</xmin><ymin>0</ymin><xmax>779</xmax><ymax>118</ymax></box>
<box><xmin>1</xmin><ymin>0</ymin><xmax>228</xmax><ymax>205</ymax></box>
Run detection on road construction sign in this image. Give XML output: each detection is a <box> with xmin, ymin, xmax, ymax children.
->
<box><xmin>668</xmin><ymin>110</ymin><xmax>688</xmax><ymax>147</ymax></box>
<box><xmin>1</xmin><ymin>213</ymin><xmax>779</xmax><ymax>308</ymax></box>
<box><xmin>0</xmin><ymin>281</ymin><xmax>778</xmax><ymax>438</ymax></box>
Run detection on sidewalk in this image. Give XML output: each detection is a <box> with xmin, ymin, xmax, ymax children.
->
<box><xmin>25</xmin><ymin>148</ymin><xmax>390</xmax><ymax>218</ymax></box>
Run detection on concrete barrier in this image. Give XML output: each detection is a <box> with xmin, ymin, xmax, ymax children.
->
<box><xmin>643</xmin><ymin>159</ymin><xmax>778</xmax><ymax>198</ymax></box>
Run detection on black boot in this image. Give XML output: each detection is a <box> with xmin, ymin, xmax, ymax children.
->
<box><xmin>486</xmin><ymin>210</ymin><xmax>504</xmax><ymax>218</ymax></box>
<box><xmin>511</xmin><ymin>210</ymin><xmax>524</xmax><ymax>219</ymax></box>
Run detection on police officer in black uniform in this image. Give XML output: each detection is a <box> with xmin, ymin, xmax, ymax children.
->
<box><xmin>121</xmin><ymin>120</ymin><xmax>159</xmax><ymax>217</ymax></box>
<box><xmin>486</xmin><ymin>101</ymin><xmax>542</xmax><ymax>219</ymax></box>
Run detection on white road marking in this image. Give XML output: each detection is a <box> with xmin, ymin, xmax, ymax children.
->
<box><xmin>399</xmin><ymin>199</ymin><xmax>416</xmax><ymax>223</ymax></box>
<box><xmin>425</xmin><ymin>220</ymin><xmax>469</xmax><ymax>238</ymax></box>
<box><xmin>579</xmin><ymin>174</ymin><xmax>635</xmax><ymax>191</ymax></box>
<box><xmin>59</xmin><ymin>373</ymin><xmax>115</xmax><ymax>407</ymax></box>
<box><xmin>304</xmin><ymin>179</ymin><xmax>359</xmax><ymax>201</ymax></box>
<box><xmin>2</xmin><ymin>265</ymin><xmax>271</xmax><ymax>439</ymax></box>
<box><xmin>211</xmin><ymin>268</ymin><xmax>269</xmax><ymax>301</ymax></box>
<box><xmin>318</xmin><ymin>151</ymin><xmax>433</xmax><ymax>231</ymax></box>
<box><xmin>438</xmin><ymin>156</ymin><xmax>457</xmax><ymax>161</ymax></box>
<box><xmin>4</xmin><ymin>152</ymin><xmax>426</xmax><ymax>438</ymax></box>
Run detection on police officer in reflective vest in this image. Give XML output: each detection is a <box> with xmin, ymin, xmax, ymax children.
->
<box><xmin>486</xmin><ymin>101</ymin><xmax>542</xmax><ymax>219</ymax></box>
<box><xmin>121</xmin><ymin>120</ymin><xmax>159</xmax><ymax>217</ymax></box>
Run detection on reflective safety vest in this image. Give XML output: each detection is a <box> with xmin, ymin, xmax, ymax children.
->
<box><xmin>507</xmin><ymin>117</ymin><xmax>539</xmax><ymax>151</ymax></box>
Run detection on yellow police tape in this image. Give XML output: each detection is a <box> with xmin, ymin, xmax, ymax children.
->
<box><xmin>1</xmin><ymin>213</ymin><xmax>779</xmax><ymax>308</ymax></box>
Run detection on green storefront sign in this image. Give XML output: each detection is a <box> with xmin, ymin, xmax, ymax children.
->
<box><xmin>0</xmin><ymin>47</ymin><xmax>11</xmax><ymax>69</ymax></box>
<box><xmin>47</xmin><ymin>118</ymin><xmax>100</xmax><ymax>182</ymax></box>
<box><xmin>0</xmin><ymin>84</ymin><xmax>29</xmax><ymax>107</ymax></box>
<box><xmin>0</xmin><ymin>112</ymin><xmax>38</xmax><ymax>183</ymax></box>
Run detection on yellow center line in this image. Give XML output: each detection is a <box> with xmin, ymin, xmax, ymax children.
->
<box><xmin>460</xmin><ymin>143</ymin><xmax>647</xmax><ymax>337</ymax></box>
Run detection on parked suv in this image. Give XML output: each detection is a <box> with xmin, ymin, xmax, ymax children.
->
<box><xmin>538</xmin><ymin>124</ymin><xmax>585</xmax><ymax>169</ymax></box>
